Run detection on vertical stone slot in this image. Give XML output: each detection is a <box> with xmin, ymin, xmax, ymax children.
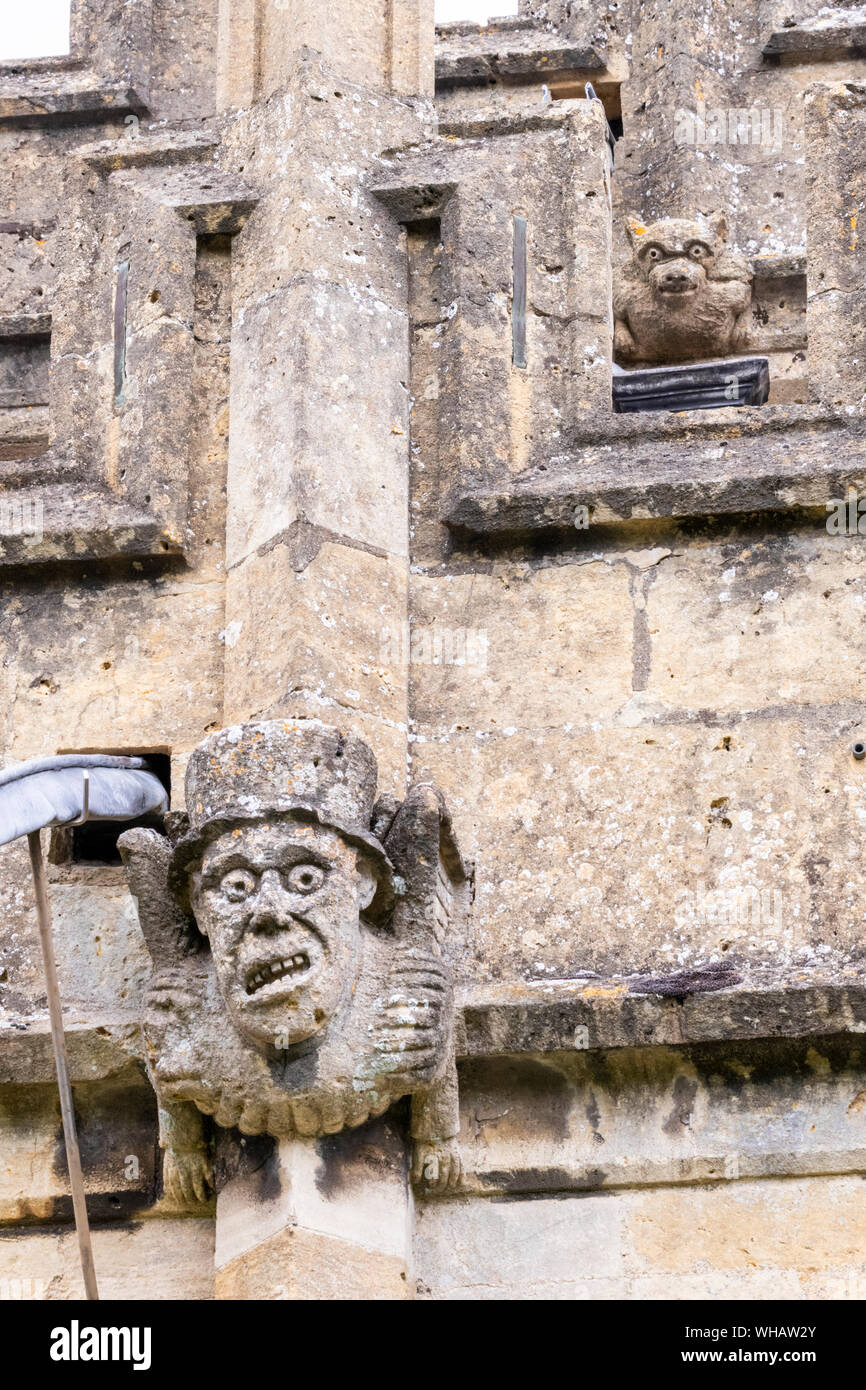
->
<box><xmin>406</xmin><ymin>217</ymin><xmax>445</xmax><ymax>567</ymax></box>
<box><xmin>113</xmin><ymin>259</ymin><xmax>130</xmax><ymax>408</ymax></box>
<box><xmin>187</xmin><ymin>232</ymin><xmax>232</xmax><ymax>567</ymax></box>
<box><xmin>512</xmin><ymin>214</ymin><xmax>527</xmax><ymax>369</ymax></box>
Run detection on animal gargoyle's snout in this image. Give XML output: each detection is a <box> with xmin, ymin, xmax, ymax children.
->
<box><xmin>651</xmin><ymin>258</ymin><xmax>703</xmax><ymax>295</ymax></box>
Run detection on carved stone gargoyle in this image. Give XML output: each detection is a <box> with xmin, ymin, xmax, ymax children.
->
<box><xmin>613</xmin><ymin>213</ymin><xmax>753</xmax><ymax>365</ymax></box>
<box><xmin>119</xmin><ymin>720</ymin><xmax>468</xmax><ymax>1206</ymax></box>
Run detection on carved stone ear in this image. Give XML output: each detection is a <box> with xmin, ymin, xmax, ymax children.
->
<box><xmin>188</xmin><ymin>870</ymin><xmax>208</xmax><ymax>936</ymax></box>
<box><xmin>708</xmin><ymin>211</ymin><xmax>728</xmax><ymax>243</ymax></box>
<box><xmin>356</xmin><ymin>857</ymin><xmax>377</xmax><ymax>911</ymax></box>
<box><xmin>625</xmin><ymin>215</ymin><xmax>648</xmax><ymax>248</ymax></box>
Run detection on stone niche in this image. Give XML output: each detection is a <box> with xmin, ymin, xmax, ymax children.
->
<box><xmin>0</xmin><ymin>130</ymin><xmax>255</xmax><ymax>567</ymax></box>
<box><xmin>438</xmin><ymin>76</ymin><xmax>866</xmax><ymax>546</ymax></box>
<box><xmin>373</xmin><ymin>95</ymin><xmax>613</xmax><ymax>506</ymax></box>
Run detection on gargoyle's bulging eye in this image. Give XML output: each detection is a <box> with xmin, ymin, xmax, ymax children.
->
<box><xmin>689</xmin><ymin>244</ymin><xmax>708</xmax><ymax>259</ymax></box>
<box><xmin>286</xmin><ymin>863</ymin><xmax>325</xmax><ymax>895</ymax></box>
<box><xmin>221</xmin><ymin>868</ymin><xmax>257</xmax><ymax>901</ymax></box>
<box><xmin>647</xmin><ymin>247</ymin><xmax>660</xmax><ymax>260</ymax></box>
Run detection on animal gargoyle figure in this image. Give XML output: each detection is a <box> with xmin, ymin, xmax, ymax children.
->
<box><xmin>119</xmin><ymin>720</ymin><xmax>468</xmax><ymax>1207</ymax></box>
<box><xmin>613</xmin><ymin>213</ymin><xmax>753</xmax><ymax>365</ymax></box>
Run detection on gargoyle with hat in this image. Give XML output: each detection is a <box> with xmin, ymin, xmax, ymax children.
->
<box><xmin>119</xmin><ymin>719</ymin><xmax>468</xmax><ymax>1205</ymax></box>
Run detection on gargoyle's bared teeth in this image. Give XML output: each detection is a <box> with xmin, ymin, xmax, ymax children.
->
<box><xmin>245</xmin><ymin>953</ymin><xmax>311</xmax><ymax>995</ymax></box>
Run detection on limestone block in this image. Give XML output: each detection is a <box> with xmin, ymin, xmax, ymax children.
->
<box><xmin>806</xmin><ymin>83</ymin><xmax>866</xmax><ymax>405</ymax></box>
<box><xmin>623</xmin><ymin>1175</ymin><xmax>866</xmax><ymax>1281</ymax></box>
<box><xmin>409</xmin><ymin>560</ymin><xmax>633</xmax><ymax>730</ymax></box>
<box><xmin>0</xmin><ymin>1218</ymin><xmax>215</xmax><ymax>1300</ymax></box>
<box><xmin>226</xmin><ymin>283</ymin><xmax>410</xmax><ymax>563</ymax></box>
<box><xmin>616</xmin><ymin>0</ymin><xmax>807</xmax><ymax>255</ymax></box>
<box><xmin>215</xmin><ymin>1222</ymin><xmax>410</xmax><ymax>1300</ymax></box>
<box><xmin>252</xmin><ymin>0</ymin><xmax>435</xmax><ymax>102</ymax></box>
<box><xmin>214</xmin><ymin>1124</ymin><xmax>412</xmax><ymax>1300</ymax></box>
<box><xmin>410</xmin><ymin>722</ymin><xmax>817</xmax><ymax>979</ymax></box>
<box><xmin>219</xmin><ymin>66</ymin><xmax>430</xmax><ymax>563</ymax></box>
<box><xmin>415</xmin><ymin>1175</ymin><xmax>866</xmax><ymax>1299</ymax></box>
<box><xmin>803</xmin><ymin>734</ymin><xmax>866</xmax><ymax>961</ymax></box>
<box><xmin>44</xmin><ymin>876</ymin><xmax>151</xmax><ymax>1017</ymax></box>
<box><xmin>222</xmin><ymin>71</ymin><xmax>424</xmax><ymax>317</ymax></box>
<box><xmin>441</xmin><ymin>104</ymin><xmax>611</xmax><ymax>483</ymax></box>
<box><xmin>0</xmin><ymin>229</ymin><xmax>52</xmax><ymax>318</ymax></box>
<box><xmin>0</xmin><ymin>574</ymin><xmax>223</xmax><ymax>759</ymax></box>
<box><xmin>50</xmin><ymin>172</ymin><xmax>196</xmax><ymax>515</ymax></box>
<box><xmin>150</xmin><ymin>0</ymin><xmax>220</xmax><ymax>124</ymax></box>
<box><xmin>225</xmin><ymin>541</ymin><xmax>409</xmax><ymax>728</ymax></box>
<box><xmin>645</xmin><ymin>533</ymin><xmax>866</xmax><ymax>710</ymax></box>
<box><xmin>0</xmin><ymin>861</ymin><xmax>149</xmax><ymax>1044</ymax></box>
<box><xmin>0</xmin><ymin>1021</ymin><xmax>142</xmax><ymax>1088</ymax></box>
<box><xmin>0</xmin><ymin>1069</ymin><xmax>157</xmax><ymax>1223</ymax></box>
<box><xmin>414</xmin><ymin>1192</ymin><xmax>626</xmax><ymax>1299</ymax></box>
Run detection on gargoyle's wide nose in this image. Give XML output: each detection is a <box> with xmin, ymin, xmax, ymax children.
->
<box><xmin>659</xmin><ymin>265</ymin><xmax>693</xmax><ymax>289</ymax></box>
<box><xmin>248</xmin><ymin>868</ymin><xmax>293</xmax><ymax>934</ymax></box>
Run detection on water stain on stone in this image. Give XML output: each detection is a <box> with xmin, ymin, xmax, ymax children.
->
<box><xmin>315</xmin><ymin>1113</ymin><xmax>407</xmax><ymax>1200</ymax></box>
<box><xmin>662</xmin><ymin>1075</ymin><xmax>698</xmax><ymax>1135</ymax></box>
<box><xmin>458</xmin><ymin>1057</ymin><xmax>572</xmax><ymax>1142</ymax></box>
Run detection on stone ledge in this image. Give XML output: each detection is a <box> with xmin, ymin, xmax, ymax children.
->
<box><xmin>5</xmin><ymin>976</ymin><xmax>866</xmax><ymax>1084</ymax></box>
<box><xmin>0</xmin><ymin>1016</ymin><xmax>142</xmax><ymax>1085</ymax></box>
<box><xmin>764</xmin><ymin>21</ymin><xmax>866</xmax><ymax>61</ymax></box>
<box><xmin>436</xmin><ymin>21</ymin><xmax>604</xmax><ymax>89</ymax></box>
<box><xmin>79</xmin><ymin>132</ymin><xmax>219</xmax><ymax>172</ymax></box>
<box><xmin>0</xmin><ymin>0</ymin><xmax>153</xmax><ymax>125</ymax></box>
<box><xmin>0</xmin><ymin>85</ymin><xmax>149</xmax><ymax>123</ymax></box>
<box><xmin>458</xmin><ymin>975</ymin><xmax>866</xmax><ymax>1056</ymax></box>
<box><xmin>0</xmin><ymin>487</ymin><xmax>183</xmax><ymax>567</ymax></box>
<box><xmin>444</xmin><ymin>407</ymin><xmax>866</xmax><ymax>536</ymax></box>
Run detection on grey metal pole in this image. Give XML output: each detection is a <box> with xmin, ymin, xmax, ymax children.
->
<box><xmin>27</xmin><ymin>829</ymin><xmax>99</xmax><ymax>1301</ymax></box>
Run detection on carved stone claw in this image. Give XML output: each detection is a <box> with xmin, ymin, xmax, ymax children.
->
<box><xmin>162</xmin><ymin>1148</ymin><xmax>213</xmax><ymax>1208</ymax></box>
<box><xmin>412</xmin><ymin>1137</ymin><xmax>463</xmax><ymax>1193</ymax></box>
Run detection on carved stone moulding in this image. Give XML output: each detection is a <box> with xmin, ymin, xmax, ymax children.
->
<box><xmin>443</xmin><ymin>405</ymin><xmax>866</xmax><ymax>537</ymax></box>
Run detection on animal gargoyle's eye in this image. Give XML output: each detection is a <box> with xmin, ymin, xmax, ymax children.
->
<box><xmin>688</xmin><ymin>243</ymin><xmax>709</xmax><ymax>260</ymax></box>
<box><xmin>286</xmin><ymin>863</ymin><xmax>325</xmax><ymax>895</ymax></box>
<box><xmin>221</xmin><ymin>868</ymin><xmax>257</xmax><ymax>901</ymax></box>
<box><xmin>645</xmin><ymin>245</ymin><xmax>662</xmax><ymax>260</ymax></box>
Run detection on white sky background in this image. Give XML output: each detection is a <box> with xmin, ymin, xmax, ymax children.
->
<box><xmin>0</xmin><ymin>1</ymin><xmax>71</xmax><ymax>61</ymax></box>
<box><xmin>0</xmin><ymin>1</ymin><xmax>520</xmax><ymax>62</ymax></box>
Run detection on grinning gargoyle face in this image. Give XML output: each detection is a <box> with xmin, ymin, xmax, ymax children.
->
<box><xmin>628</xmin><ymin>218</ymin><xmax>719</xmax><ymax>299</ymax></box>
<box><xmin>190</xmin><ymin>819</ymin><xmax>377</xmax><ymax>1050</ymax></box>
<box><xmin>640</xmin><ymin>237</ymin><xmax>712</xmax><ymax>297</ymax></box>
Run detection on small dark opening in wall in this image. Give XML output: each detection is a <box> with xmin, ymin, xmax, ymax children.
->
<box><xmin>0</xmin><ymin>331</ymin><xmax>50</xmax><ymax>408</ymax></box>
<box><xmin>50</xmin><ymin>753</ymin><xmax>171</xmax><ymax>866</ymax></box>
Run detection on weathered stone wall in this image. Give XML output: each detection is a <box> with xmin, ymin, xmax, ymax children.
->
<box><xmin>0</xmin><ymin>0</ymin><xmax>865</xmax><ymax>1301</ymax></box>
